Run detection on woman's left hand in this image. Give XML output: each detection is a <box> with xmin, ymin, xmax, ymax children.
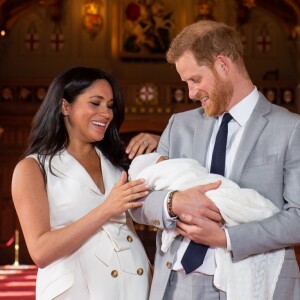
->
<box><xmin>125</xmin><ymin>133</ymin><xmax>160</xmax><ymax>160</ymax></box>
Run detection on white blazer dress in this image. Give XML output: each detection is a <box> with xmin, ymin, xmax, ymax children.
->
<box><xmin>30</xmin><ymin>149</ymin><xmax>151</xmax><ymax>300</ymax></box>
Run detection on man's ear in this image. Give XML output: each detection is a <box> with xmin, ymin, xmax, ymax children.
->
<box><xmin>215</xmin><ymin>55</ymin><xmax>230</xmax><ymax>76</ymax></box>
<box><xmin>61</xmin><ymin>99</ymin><xmax>69</xmax><ymax>116</ymax></box>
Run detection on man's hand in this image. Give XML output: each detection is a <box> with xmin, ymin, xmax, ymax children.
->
<box><xmin>176</xmin><ymin>216</ymin><xmax>227</xmax><ymax>248</ymax></box>
<box><xmin>171</xmin><ymin>181</ymin><xmax>227</xmax><ymax>248</ymax></box>
<box><xmin>172</xmin><ymin>181</ymin><xmax>222</xmax><ymax>222</ymax></box>
<box><xmin>125</xmin><ymin>133</ymin><xmax>160</xmax><ymax>159</ymax></box>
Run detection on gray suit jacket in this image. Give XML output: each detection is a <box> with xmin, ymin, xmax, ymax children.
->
<box><xmin>131</xmin><ymin>93</ymin><xmax>300</xmax><ymax>299</ymax></box>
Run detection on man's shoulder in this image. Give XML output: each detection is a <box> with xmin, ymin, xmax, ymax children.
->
<box><xmin>256</xmin><ymin>95</ymin><xmax>300</xmax><ymax>120</ymax></box>
<box><xmin>172</xmin><ymin>107</ymin><xmax>205</xmax><ymax>120</ymax></box>
<box><xmin>257</xmin><ymin>95</ymin><xmax>300</xmax><ymax>123</ymax></box>
<box><xmin>269</xmin><ymin>102</ymin><xmax>300</xmax><ymax>123</ymax></box>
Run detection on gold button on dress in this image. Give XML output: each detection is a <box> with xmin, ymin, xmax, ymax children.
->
<box><xmin>111</xmin><ymin>270</ymin><xmax>118</xmax><ymax>278</ymax></box>
<box><xmin>137</xmin><ymin>268</ymin><xmax>144</xmax><ymax>276</ymax></box>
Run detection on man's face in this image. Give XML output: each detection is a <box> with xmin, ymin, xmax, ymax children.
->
<box><xmin>175</xmin><ymin>51</ymin><xmax>233</xmax><ymax>117</ymax></box>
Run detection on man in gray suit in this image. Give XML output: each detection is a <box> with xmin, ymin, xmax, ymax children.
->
<box><xmin>130</xmin><ymin>20</ymin><xmax>300</xmax><ymax>299</ymax></box>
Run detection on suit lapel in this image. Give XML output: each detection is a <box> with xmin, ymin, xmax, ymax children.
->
<box><xmin>193</xmin><ymin>110</ymin><xmax>215</xmax><ymax>165</ymax></box>
<box><xmin>230</xmin><ymin>96</ymin><xmax>271</xmax><ymax>183</ymax></box>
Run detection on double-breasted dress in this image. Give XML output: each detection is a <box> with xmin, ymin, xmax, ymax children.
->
<box><xmin>31</xmin><ymin>149</ymin><xmax>151</xmax><ymax>300</ymax></box>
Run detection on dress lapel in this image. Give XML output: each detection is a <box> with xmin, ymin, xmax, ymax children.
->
<box><xmin>95</xmin><ymin>148</ymin><xmax>121</xmax><ymax>197</ymax></box>
<box><xmin>51</xmin><ymin>149</ymin><xmax>100</xmax><ymax>194</ymax></box>
<box><xmin>97</xmin><ymin>149</ymin><xmax>126</xmax><ymax>223</ymax></box>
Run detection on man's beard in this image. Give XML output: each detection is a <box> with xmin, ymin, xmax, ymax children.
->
<box><xmin>202</xmin><ymin>74</ymin><xmax>233</xmax><ymax>117</ymax></box>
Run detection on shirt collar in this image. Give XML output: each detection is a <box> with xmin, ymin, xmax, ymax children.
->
<box><xmin>228</xmin><ymin>86</ymin><xmax>259</xmax><ymax>127</ymax></box>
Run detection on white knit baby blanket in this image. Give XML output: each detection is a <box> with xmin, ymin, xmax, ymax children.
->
<box><xmin>129</xmin><ymin>153</ymin><xmax>285</xmax><ymax>300</ymax></box>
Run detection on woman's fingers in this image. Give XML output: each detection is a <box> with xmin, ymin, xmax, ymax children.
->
<box><xmin>125</xmin><ymin>133</ymin><xmax>160</xmax><ymax>159</ymax></box>
<box><xmin>116</xmin><ymin>171</ymin><xmax>127</xmax><ymax>187</ymax></box>
<box><xmin>123</xmin><ymin>178</ymin><xmax>149</xmax><ymax>199</ymax></box>
<box><xmin>114</xmin><ymin>174</ymin><xmax>149</xmax><ymax>204</ymax></box>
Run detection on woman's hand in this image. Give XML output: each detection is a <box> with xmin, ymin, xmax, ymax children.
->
<box><xmin>125</xmin><ymin>133</ymin><xmax>160</xmax><ymax>159</ymax></box>
<box><xmin>102</xmin><ymin>171</ymin><xmax>149</xmax><ymax>217</ymax></box>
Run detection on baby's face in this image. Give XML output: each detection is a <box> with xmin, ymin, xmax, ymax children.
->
<box><xmin>157</xmin><ymin>156</ymin><xmax>168</xmax><ymax>163</ymax></box>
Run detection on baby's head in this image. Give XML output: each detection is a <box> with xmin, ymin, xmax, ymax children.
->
<box><xmin>128</xmin><ymin>152</ymin><xmax>168</xmax><ymax>180</ymax></box>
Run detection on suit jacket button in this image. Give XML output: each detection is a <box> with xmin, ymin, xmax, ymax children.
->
<box><xmin>111</xmin><ymin>270</ymin><xmax>118</xmax><ymax>278</ymax></box>
<box><xmin>137</xmin><ymin>268</ymin><xmax>144</xmax><ymax>276</ymax></box>
<box><xmin>127</xmin><ymin>235</ymin><xmax>133</xmax><ymax>242</ymax></box>
<box><xmin>152</xmin><ymin>220</ymin><xmax>160</xmax><ymax>226</ymax></box>
<box><xmin>166</xmin><ymin>262</ymin><xmax>172</xmax><ymax>269</ymax></box>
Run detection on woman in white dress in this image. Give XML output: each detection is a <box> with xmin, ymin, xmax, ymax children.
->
<box><xmin>11</xmin><ymin>67</ymin><xmax>152</xmax><ymax>300</ymax></box>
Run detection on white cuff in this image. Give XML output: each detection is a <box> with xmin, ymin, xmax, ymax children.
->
<box><xmin>224</xmin><ymin>228</ymin><xmax>232</xmax><ymax>251</ymax></box>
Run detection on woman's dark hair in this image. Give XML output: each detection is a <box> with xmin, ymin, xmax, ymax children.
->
<box><xmin>23</xmin><ymin>66</ymin><xmax>129</xmax><ymax>179</ymax></box>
